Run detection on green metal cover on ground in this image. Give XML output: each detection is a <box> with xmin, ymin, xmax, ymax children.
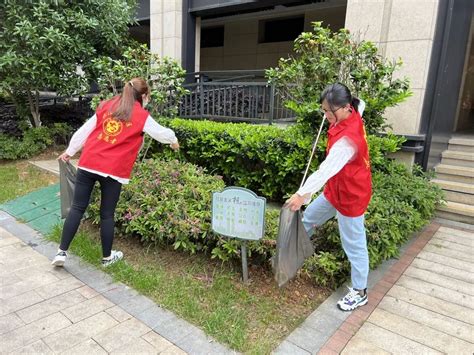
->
<box><xmin>0</xmin><ymin>184</ymin><xmax>62</xmax><ymax>236</ymax></box>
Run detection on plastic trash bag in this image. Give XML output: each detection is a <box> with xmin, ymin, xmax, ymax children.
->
<box><xmin>272</xmin><ymin>207</ymin><xmax>315</xmax><ymax>287</ymax></box>
<box><xmin>59</xmin><ymin>160</ymin><xmax>77</xmax><ymax>219</ymax></box>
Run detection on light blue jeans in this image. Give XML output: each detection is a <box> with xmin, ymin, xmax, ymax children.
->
<box><xmin>302</xmin><ymin>193</ymin><xmax>369</xmax><ymax>290</ymax></box>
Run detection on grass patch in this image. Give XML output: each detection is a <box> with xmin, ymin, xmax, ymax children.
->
<box><xmin>47</xmin><ymin>222</ymin><xmax>330</xmax><ymax>354</ymax></box>
<box><xmin>0</xmin><ymin>160</ymin><xmax>58</xmax><ymax>204</ymax></box>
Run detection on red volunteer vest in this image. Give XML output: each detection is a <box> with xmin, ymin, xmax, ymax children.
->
<box><xmin>323</xmin><ymin>109</ymin><xmax>372</xmax><ymax>217</ymax></box>
<box><xmin>79</xmin><ymin>98</ymin><xmax>149</xmax><ymax>179</ymax></box>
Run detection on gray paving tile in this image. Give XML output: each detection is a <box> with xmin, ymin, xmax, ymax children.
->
<box><xmin>397</xmin><ymin>275</ymin><xmax>473</xmax><ymax>308</ymax></box>
<box><xmin>388</xmin><ymin>284</ymin><xmax>474</xmax><ymax>324</ymax></box>
<box><xmin>92</xmin><ymin>317</ymin><xmax>151</xmax><ymax>352</ymax></box>
<box><xmin>141</xmin><ymin>331</ymin><xmax>176</xmax><ymax>352</ymax></box>
<box><xmin>378</xmin><ymin>295</ymin><xmax>474</xmax><ymax>343</ymax></box>
<box><xmin>0</xmin><ymin>290</ymin><xmax>44</xmax><ymax>317</ymax></box>
<box><xmin>410</xmin><ymin>258</ymin><xmax>474</xmax><ymax>283</ymax></box>
<box><xmin>35</xmin><ymin>276</ymin><xmax>84</xmax><ymax>299</ymax></box>
<box><xmin>0</xmin><ymin>312</ymin><xmax>71</xmax><ymax>353</ymax></box>
<box><xmin>109</xmin><ymin>337</ymin><xmax>157</xmax><ymax>354</ymax></box>
<box><xmin>65</xmin><ymin>338</ymin><xmax>107</xmax><ymax>355</ymax></box>
<box><xmin>0</xmin><ymin>313</ymin><xmax>25</xmax><ymax>335</ymax></box>
<box><xmin>61</xmin><ymin>295</ymin><xmax>114</xmax><ymax>323</ymax></box>
<box><xmin>101</xmin><ymin>283</ymin><xmax>139</xmax><ymax>305</ymax></box>
<box><xmin>135</xmin><ymin>304</ymin><xmax>176</xmax><ymax>329</ymax></box>
<box><xmin>118</xmin><ymin>294</ymin><xmax>156</xmax><ymax>317</ymax></box>
<box><xmin>1</xmin><ymin>220</ymin><xmax>38</xmax><ymax>239</ymax></box>
<box><xmin>0</xmin><ymin>273</ymin><xmax>21</xmax><ymax>287</ymax></box>
<box><xmin>16</xmin><ymin>290</ymin><xmax>86</xmax><ymax>324</ymax></box>
<box><xmin>404</xmin><ymin>265</ymin><xmax>474</xmax><ymax>295</ymax></box>
<box><xmin>273</xmin><ymin>340</ymin><xmax>311</xmax><ymax>355</ymax></box>
<box><xmin>43</xmin><ymin>311</ymin><xmax>118</xmax><ymax>352</ymax></box>
<box><xmin>152</xmin><ymin>316</ymin><xmax>195</xmax><ymax>344</ymax></box>
<box><xmin>178</xmin><ymin>327</ymin><xmax>235</xmax><ymax>355</ymax></box>
<box><xmin>14</xmin><ymin>339</ymin><xmax>54</xmax><ymax>354</ymax></box>
<box><xmin>354</xmin><ymin>322</ymin><xmax>442</xmax><ymax>354</ymax></box>
<box><xmin>301</xmin><ymin>310</ymin><xmax>345</xmax><ymax>336</ymax></box>
<box><xmin>62</xmin><ymin>257</ymin><xmax>96</xmax><ymax>276</ymax></box>
<box><xmin>0</xmin><ymin>272</ymin><xmax>59</xmax><ymax>299</ymax></box>
<box><xmin>368</xmin><ymin>308</ymin><xmax>473</xmax><ymax>354</ymax></box>
<box><xmin>73</xmin><ymin>268</ymin><xmax>116</xmax><ymax>293</ymax></box>
<box><xmin>76</xmin><ymin>285</ymin><xmax>100</xmax><ymax>299</ymax></box>
<box><xmin>31</xmin><ymin>240</ymin><xmax>58</xmax><ymax>259</ymax></box>
<box><xmin>286</xmin><ymin>326</ymin><xmax>329</xmax><ymax>354</ymax></box>
<box><xmin>0</xmin><ymin>211</ymin><xmax>15</xmax><ymax>223</ymax></box>
<box><xmin>105</xmin><ymin>305</ymin><xmax>132</xmax><ymax>323</ymax></box>
<box><xmin>341</xmin><ymin>336</ymin><xmax>390</xmax><ymax>354</ymax></box>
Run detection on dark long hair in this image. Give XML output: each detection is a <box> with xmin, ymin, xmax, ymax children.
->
<box><xmin>111</xmin><ymin>77</ymin><xmax>149</xmax><ymax>121</ymax></box>
<box><xmin>320</xmin><ymin>83</ymin><xmax>360</xmax><ymax>112</ymax></box>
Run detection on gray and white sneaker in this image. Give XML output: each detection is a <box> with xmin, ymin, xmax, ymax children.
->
<box><xmin>51</xmin><ymin>250</ymin><xmax>68</xmax><ymax>267</ymax></box>
<box><xmin>102</xmin><ymin>250</ymin><xmax>123</xmax><ymax>267</ymax></box>
<box><xmin>337</xmin><ymin>286</ymin><xmax>368</xmax><ymax>311</ymax></box>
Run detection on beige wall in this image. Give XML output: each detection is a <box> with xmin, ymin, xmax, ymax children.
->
<box><xmin>345</xmin><ymin>0</ymin><xmax>439</xmax><ymax>136</ymax></box>
<box><xmin>200</xmin><ymin>6</ymin><xmax>347</xmax><ymax>71</ymax></box>
<box><xmin>150</xmin><ymin>0</ymin><xmax>183</xmax><ymax>61</ymax></box>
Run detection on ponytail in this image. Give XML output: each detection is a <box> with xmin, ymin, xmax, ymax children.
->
<box><xmin>351</xmin><ymin>96</ymin><xmax>360</xmax><ymax>112</ymax></box>
<box><xmin>111</xmin><ymin>78</ymin><xmax>149</xmax><ymax>121</ymax></box>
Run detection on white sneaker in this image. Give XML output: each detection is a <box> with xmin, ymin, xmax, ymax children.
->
<box><xmin>51</xmin><ymin>250</ymin><xmax>68</xmax><ymax>267</ymax></box>
<box><xmin>337</xmin><ymin>286</ymin><xmax>368</xmax><ymax>311</ymax></box>
<box><xmin>102</xmin><ymin>250</ymin><xmax>123</xmax><ymax>267</ymax></box>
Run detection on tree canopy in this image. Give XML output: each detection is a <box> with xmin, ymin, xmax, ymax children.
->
<box><xmin>0</xmin><ymin>0</ymin><xmax>137</xmax><ymax>126</ymax></box>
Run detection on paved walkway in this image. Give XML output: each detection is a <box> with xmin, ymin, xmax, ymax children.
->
<box><xmin>0</xmin><ymin>211</ymin><xmax>233</xmax><ymax>354</ymax></box>
<box><xmin>275</xmin><ymin>222</ymin><xmax>474</xmax><ymax>354</ymax></box>
<box><xmin>339</xmin><ymin>224</ymin><xmax>474</xmax><ymax>354</ymax></box>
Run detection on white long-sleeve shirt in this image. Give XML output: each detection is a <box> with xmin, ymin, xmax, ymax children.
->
<box><xmin>66</xmin><ymin>114</ymin><xmax>178</xmax><ymax>184</ymax></box>
<box><xmin>296</xmin><ymin>100</ymin><xmax>366</xmax><ymax>202</ymax></box>
<box><xmin>296</xmin><ymin>137</ymin><xmax>356</xmax><ymax>200</ymax></box>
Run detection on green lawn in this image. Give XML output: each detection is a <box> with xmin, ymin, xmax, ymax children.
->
<box><xmin>48</xmin><ymin>224</ymin><xmax>330</xmax><ymax>354</ymax></box>
<box><xmin>0</xmin><ymin>161</ymin><xmax>58</xmax><ymax>203</ymax></box>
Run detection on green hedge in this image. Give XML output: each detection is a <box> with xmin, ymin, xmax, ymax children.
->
<box><xmin>0</xmin><ymin>123</ymin><xmax>72</xmax><ymax>160</ymax></box>
<box><xmin>149</xmin><ymin>118</ymin><xmax>405</xmax><ymax>202</ymax></box>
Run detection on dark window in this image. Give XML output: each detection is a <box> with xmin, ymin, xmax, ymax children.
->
<box><xmin>201</xmin><ymin>26</ymin><xmax>224</xmax><ymax>48</ymax></box>
<box><xmin>259</xmin><ymin>16</ymin><xmax>304</xmax><ymax>43</ymax></box>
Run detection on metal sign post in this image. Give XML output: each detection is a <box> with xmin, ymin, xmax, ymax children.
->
<box><xmin>211</xmin><ymin>187</ymin><xmax>266</xmax><ymax>284</ymax></box>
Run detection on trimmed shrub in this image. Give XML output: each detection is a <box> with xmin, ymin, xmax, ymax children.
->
<box><xmin>146</xmin><ymin>118</ymin><xmax>405</xmax><ymax>202</ymax></box>
<box><xmin>0</xmin><ymin>123</ymin><xmax>72</xmax><ymax>160</ymax></box>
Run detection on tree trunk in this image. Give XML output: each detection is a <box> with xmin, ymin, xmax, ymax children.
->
<box><xmin>26</xmin><ymin>89</ymin><xmax>41</xmax><ymax>127</ymax></box>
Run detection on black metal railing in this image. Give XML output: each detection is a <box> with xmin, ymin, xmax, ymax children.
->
<box><xmin>177</xmin><ymin>81</ymin><xmax>296</xmax><ymax>123</ymax></box>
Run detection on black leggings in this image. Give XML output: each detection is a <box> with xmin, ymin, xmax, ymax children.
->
<box><xmin>60</xmin><ymin>168</ymin><xmax>122</xmax><ymax>258</ymax></box>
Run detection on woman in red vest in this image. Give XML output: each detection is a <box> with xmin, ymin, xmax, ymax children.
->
<box><xmin>52</xmin><ymin>77</ymin><xmax>179</xmax><ymax>267</ymax></box>
<box><xmin>286</xmin><ymin>83</ymin><xmax>372</xmax><ymax>311</ymax></box>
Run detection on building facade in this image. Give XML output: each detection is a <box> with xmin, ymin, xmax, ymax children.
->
<box><xmin>134</xmin><ymin>0</ymin><xmax>473</xmax><ymax>172</ymax></box>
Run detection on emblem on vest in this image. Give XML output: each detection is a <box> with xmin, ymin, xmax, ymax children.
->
<box><xmin>96</xmin><ymin>113</ymin><xmax>131</xmax><ymax>144</ymax></box>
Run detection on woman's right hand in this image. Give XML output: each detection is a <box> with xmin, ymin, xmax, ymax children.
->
<box><xmin>58</xmin><ymin>152</ymin><xmax>71</xmax><ymax>162</ymax></box>
<box><xmin>170</xmin><ymin>142</ymin><xmax>180</xmax><ymax>151</ymax></box>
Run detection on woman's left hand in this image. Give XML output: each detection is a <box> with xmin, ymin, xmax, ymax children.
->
<box><xmin>285</xmin><ymin>193</ymin><xmax>306</xmax><ymax>211</ymax></box>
